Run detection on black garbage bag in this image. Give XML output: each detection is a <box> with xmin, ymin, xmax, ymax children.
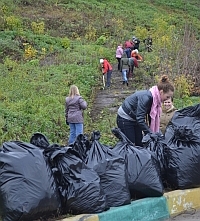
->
<box><xmin>44</xmin><ymin>145</ymin><xmax>107</xmax><ymax>215</ymax></box>
<box><xmin>30</xmin><ymin>132</ymin><xmax>50</xmax><ymax>149</ymax></box>
<box><xmin>142</xmin><ymin>133</ymin><xmax>168</xmax><ymax>187</ymax></box>
<box><xmin>164</xmin><ymin>104</ymin><xmax>200</xmax><ymax>189</ymax></box>
<box><xmin>0</xmin><ymin>141</ymin><xmax>61</xmax><ymax>221</ymax></box>
<box><xmin>112</xmin><ymin>128</ymin><xmax>164</xmax><ymax>199</ymax></box>
<box><xmin>71</xmin><ymin>134</ymin><xmax>91</xmax><ymax>161</ymax></box>
<box><xmin>85</xmin><ymin>131</ymin><xmax>131</xmax><ymax>208</ymax></box>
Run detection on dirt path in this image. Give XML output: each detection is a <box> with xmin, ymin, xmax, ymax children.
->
<box><xmin>90</xmin><ymin>63</ymin><xmax>136</xmax><ymax>122</ymax></box>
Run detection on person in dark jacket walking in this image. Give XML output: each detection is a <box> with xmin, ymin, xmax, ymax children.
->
<box><xmin>132</xmin><ymin>36</ymin><xmax>140</xmax><ymax>50</ymax></box>
<box><xmin>65</xmin><ymin>85</ymin><xmax>87</xmax><ymax>145</ymax></box>
<box><xmin>116</xmin><ymin>75</ymin><xmax>174</xmax><ymax>146</ymax></box>
<box><xmin>120</xmin><ymin>53</ymin><xmax>138</xmax><ymax>79</ymax></box>
<box><xmin>143</xmin><ymin>36</ymin><xmax>153</xmax><ymax>52</ymax></box>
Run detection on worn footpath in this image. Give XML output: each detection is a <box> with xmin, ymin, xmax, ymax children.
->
<box><xmin>90</xmin><ymin>64</ymin><xmax>135</xmax><ymax>122</ymax></box>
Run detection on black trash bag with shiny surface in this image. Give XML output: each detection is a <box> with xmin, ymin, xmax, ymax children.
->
<box><xmin>112</xmin><ymin>127</ymin><xmax>164</xmax><ymax>199</ymax></box>
<box><xmin>0</xmin><ymin>141</ymin><xmax>61</xmax><ymax>221</ymax></box>
<box><xmin>164</xmin><ymin>104</ymin><xmax>200</xmax><ymax>189</ymax></box>
<box><xmin>44</xmin><ymin>145</ymin><xmax>107</xmax><ymax>215</ymax></box>
<box><xmin>85</xmin><ymin>130</ymin><xmax>131</xmax><ymax>207</ymax></box>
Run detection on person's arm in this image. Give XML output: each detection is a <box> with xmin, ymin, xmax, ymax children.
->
<box><xmin>136</xmin><ymin>95</ymin><xmax>152</xmax><ymax>134</ymax></box>
<box><xmin>65</xmin><ymin>99</ymin><xmax>69</xmax><ymax>125</ymax></box>
<box><xmin>137</xmin><ymin>54</ymin><xmax>143</xmax><ymax>61</ymax></box>
<box><xmin>120</xmin><ymin>48</ymin><xmax>124</xmax><ymax>56</ymax></box>
<box><xmin>101</xmin><ymin>63</ymin><xmax>105</xmax><ymax>74</ymax></box>
<box><xmin>79</xmin><ymin>97</ymin><xmax>87</xmax><ymax>110</ymax></box>
<box><xmin>65</xmin><ymin>99</ymin><xmax>68</xmax><ymax>118</ymax></box>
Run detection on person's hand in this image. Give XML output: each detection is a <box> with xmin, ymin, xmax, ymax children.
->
<box><xmin>66</xmin><ymin>120</ymin><xmax>69</xmax><ymax>125</ymax></box>
<box><xmin>148</xmin><ymin>132</ymin><xmax>159</xmax><ymax>141</ymax></box>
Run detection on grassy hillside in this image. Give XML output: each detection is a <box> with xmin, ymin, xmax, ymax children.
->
<box><xmin>0</xmin><ymin>0</ymin><xmax>199</xmax><ymax>145</ymax></box>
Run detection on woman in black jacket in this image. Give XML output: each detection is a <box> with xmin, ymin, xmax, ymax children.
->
<box><xmin>116</xmin><ymin>75</ymin><xmax>174</xmax><ymax>146</ymax></box>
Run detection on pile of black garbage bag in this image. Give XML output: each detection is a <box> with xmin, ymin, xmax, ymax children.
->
<box><xmin>0</xmin><ymin>103</ymin><xmax>200</xmax><ymax>221</ymax></box>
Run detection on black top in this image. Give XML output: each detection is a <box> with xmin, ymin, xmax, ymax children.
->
<box><xmin>121</xmin><ymin>90</ymin><xmax>153</xmax><ymax>134</ymax></box>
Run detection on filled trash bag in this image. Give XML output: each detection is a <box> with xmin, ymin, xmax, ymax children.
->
<box><xmin>30</xmin><ymin>132</ymin><xmax>50</xmax><ymax>149</ymax></box>
<box><xmin>71</xmin><ymin>134</ymin><xmax>91</xmax><ymax>161</ymax></box>
<box><xmin>164</xmin><ymin>104</ymin><xmax>200</xmax><ymax>189</ymax></box>
<box><xmin>85</xmin><ymin>131</ymin><xmax>131</xmax><ymax>207</ymax></box>
<box><xmin>112</xmin><ymin>128</ymin><xmax>164</xmax><ymax>199</ymax></box>
<box><xmin>44</xmin><ymin>145</ymin><xmax>107</xmax><ymax>215</ymax></box>
<box><xmin>0</xmin><ymin>141</ymin><xmax>61</xmax><ymax>221</ymax></box>
<box><xmin>142</xmin><ymin>133</ymin><xmax>168</xmax><ymax>187</ymax></box>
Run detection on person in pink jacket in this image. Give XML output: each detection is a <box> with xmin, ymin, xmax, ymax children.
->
<box><xmin>115</xmin><ymin>44</ymin><xmax>123</xmax><ymax>71</ymax></box>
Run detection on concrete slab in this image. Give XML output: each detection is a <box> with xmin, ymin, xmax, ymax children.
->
<box><xmin>98</xmin><ymin>197</ymin><xmax>169</xmax><ymax>221</ymax></box>
<box><xmin>59</xmin><ymin>188</ymin><xmax>200</xmax><ymax>221</ymax></box>
<box><xmin>60</xmin><ymin>214</ymin><xmax>99</xmax><ymax>221</ymax></box>
<box><xmin>164</xmin><ymin>188</ymin><xmax>200</xmax><ymax>217</ymax></box>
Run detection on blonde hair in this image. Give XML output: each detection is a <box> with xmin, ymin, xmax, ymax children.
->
<box><xmin>157</xmin><ymin>75</ymin><xmax>174</xmax><ymax>93</ymax></box>
<box><xmin>69</xmin><ymin>85</ymin><xmax>80</xmax><ymax>98</ymax></box>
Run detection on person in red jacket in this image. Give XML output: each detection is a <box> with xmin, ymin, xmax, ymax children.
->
<box><xmin>131</xmin><ymin>49</ymin><xmax>143</xmax><ymax>61</ymax></box>
<box><xmin>100</xmin><ymin>58</ymin><xmax>113</xmax><ymax>88</ymax></box>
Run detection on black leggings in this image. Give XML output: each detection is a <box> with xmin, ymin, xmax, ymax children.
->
<box><xmin>116</xmin><ymin>57</ymin><xmax>121</xmax><ymax>71</ymax></box>
<box><xmin>116</xmin><ymin>115</ymin><xmax>143</xmax><ymax>147</ymax></box>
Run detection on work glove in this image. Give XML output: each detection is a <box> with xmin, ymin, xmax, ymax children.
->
<box><xmin>66</xmin><ymin>119</ymin><xmax>69</xmax><ymax>125</ymax></box>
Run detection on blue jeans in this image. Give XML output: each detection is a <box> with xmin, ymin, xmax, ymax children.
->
<box><xmin>122</xmin><ymin>69</ymin><xmax>128</xmax><ymax>82</ymax></box>
<box><xmin>68</xmin><ymin>123</ymin><xmax>83</xmax><ymax>144</ymax></box>
<box><xmin>106</xmin><ymin>70</ymin><xmax>112</xmax><ymax>87</ymax></box>
<box><xmin>117</xmin><ymin>115</ymin><xmax>143</xmax><ymax>146</ymax></box>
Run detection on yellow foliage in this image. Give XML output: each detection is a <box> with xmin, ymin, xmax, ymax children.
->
<box><xmin>152</xmin><ymin>17</ymin><xmax>168</xmax><ymax>34</ymax></box>
<box><xmin>23</xmin><ymin>44</ymin><xmax>37</xmax><ymax>60</ymax></box>
<box><xmin>3</xmin><ymin>57</ymin><xmax>18</xmax><ymax>71</ymax></box>
<box><xmin>49</xmin><ymin>45</ymin><xmax>54</xmax><ymax>53</ymax></box>
<box><xmin>174</xmin><ymin>75</ymin><xmax>193</xmax><ymax>98</ymax></box>
<box><xmin>5</xmin><ymin>15</ymin><xmax>22</xmax><ymax>30</ymax></box>
<box><xmin>71</xmin><ymin>32</ymin><xmax>80</xmax><ymax>40</ymax></box>
<box><xmin>112</xmin><ymin>18</ymin><xmax>123</xmax><ymax>30</ymax></box>
<box><xmin>31</xmin><ymin>21</ymin><xmax>45</xmax><ymax>34</ymax></box>
<box><xmin>134</xmin><ymin>26</ymin><xmax>148</xmax><ymax>40</ymax></box>
<box><xmin>40</xmin><ymin>47</ymin><xmax>46</xmax><ymax>58</ymax></box>
<box><xmin>85</xmin><ymin>25</ymin><xmax>97</xmax><ymax>41</ymax></box>
<box><xmin>98</xmin><ymin>47</ymin><xmax>105</xmax><ymax>56</ymax></box>
<box><xmin>151</xmin><ymin>17</ymin><xmax>176</xmax><ymax>49</ymax></box>
<box><xmin>61</xmin><ymin>37</ymin><xmax>70</xmax><ymax>49</ymax></box>
<box><xmin>1</xmin><ymin>5</ymin><xmax>8</xmax><ymax>14</ymax></box>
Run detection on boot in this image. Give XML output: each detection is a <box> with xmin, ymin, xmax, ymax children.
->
<box><xmin>122</xmin><ymin>81</ymin><xmax>125</xmax><ymax>85</ymax></box>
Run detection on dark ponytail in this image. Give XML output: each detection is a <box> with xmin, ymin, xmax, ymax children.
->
<box><xmin>157</xmin><ymin>75</ymin><xmax>174</xmax><ymax>93</ymax></box>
